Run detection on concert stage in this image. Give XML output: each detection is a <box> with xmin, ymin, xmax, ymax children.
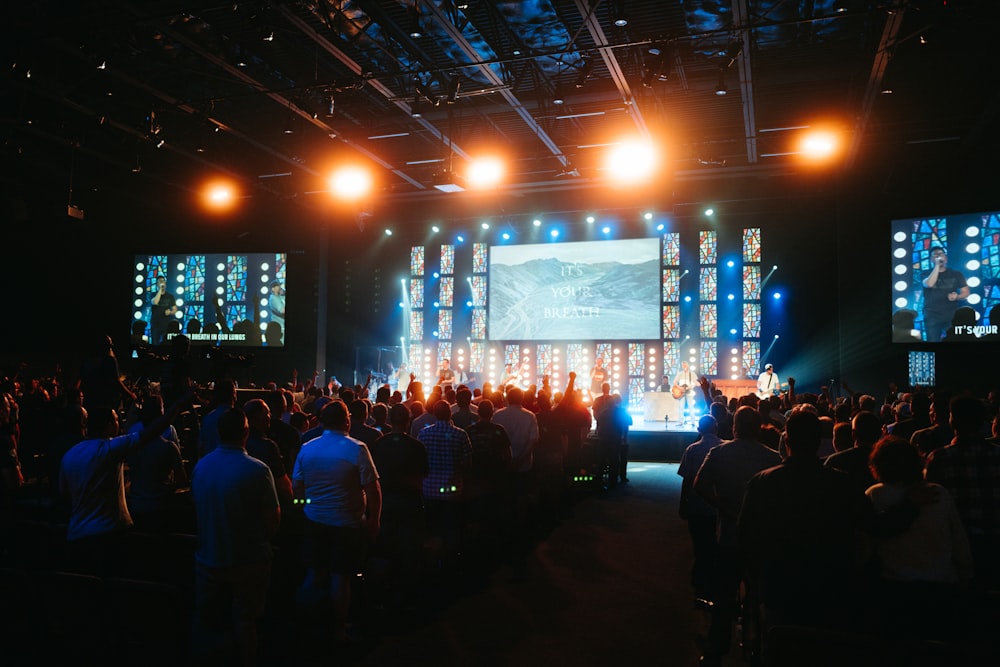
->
<box><xmin>621</xmin><ymin>416</ymin><xmax>699</xmax><ymax>463</ymax></box>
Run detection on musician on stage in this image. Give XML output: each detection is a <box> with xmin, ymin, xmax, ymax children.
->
<box><xmin>672</xmin><ymin>361</ymin><xmax>698</xmax><ymax>425</ymax></box>
<box><xmin>437</xmin><ymin>358</ymin><xmax>456</xmax><ymax>390</ymax></box>
<box><xmin>589</xmin><ymin>357</ymin><xmax>608</xmax><ymax>397</ymax></box>
<box><xmin>756</xmin><ymin>363</ymin><xmax>780</xmax><ymax>399</ymax></box>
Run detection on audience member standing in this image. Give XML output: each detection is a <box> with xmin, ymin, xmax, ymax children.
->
<box><xmin>369</xmin><ymin>403</ymin><xmax>428</xmax><ymax>609</ymax></box>
<box><xmin>824</xmin><ymin>410</ymin><xmax>884</xmax><ymax>496</ymax></box>
<box><xmin>924</xmin><ymin>394</ymin><xmax>1000</xmax><ymax>589</ymax></box>
<box><xmin>693</xmin><ymin>406</ymin><xmax>781</xmax><ymax>666</ymax></box>
<box><xmin>78</xmin><ymin>333</ymin><xmax>136</xmax><ymax>416</ymax></box>
<box><xmin>867</xmin><ymin>435</ymin><xmax>972</xmax><ymax>640</ymax></box>
<box><xmin>125</xmin><ymin>393</ymin><xmax>189</xmax><ymax>532</ymax></box>
<box><xmin>738</xmin><ymin>411</ymin><xmax>866</xmax><ymax>634</ymax></box>
<box><xmin>418</xmin><ymin>400</ymin><xmax>473</xmax><ymax>572</ymax></box>
<box><xmin>191</xmin><ymin>407</ymin><xmax>281</xmax><ymax>667</ymax></box>
<box><xmin>463</xmin><ymin>398</ymin><xmax>512</xmax><ymax>563</ymax></box>
<box><xmin>59</xmin><ymin>389</ymin><xmax>190</xmax><ymax>575</ymax></box>
<box><xmin>677</xmin><ymin>415</ymin><xmax>722</xmax><ymax>599</ymax></box>
<box><xmin>198</xmin><ymin>379</ymin><xmax>237</xmax><ymax>458</ymax></box>
<box><xmin>292</xmin><ymin>400</ymin><xmax>381</xmax><ymax>643</ymax></box>
<box><xmin>243</xmin><ymin>398</ymin><xmax>294</xmax><ymax>510</ymax></box>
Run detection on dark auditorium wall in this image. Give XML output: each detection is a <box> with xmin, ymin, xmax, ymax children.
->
<box><xmin>1</xmin><ymin>152</ymin><xmax>996</xmax><ymax>396</ymax></box>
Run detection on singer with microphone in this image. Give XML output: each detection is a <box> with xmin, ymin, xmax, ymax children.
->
<box><xmin>921</xmin><ymin>245</ymin><xmax>969</xmax><ymax>341</ymax></box>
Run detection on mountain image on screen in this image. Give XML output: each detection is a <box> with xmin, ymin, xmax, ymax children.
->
<box><xmin>489</xmin><ymin>251</ymin><xmax>660</xmax><ymax>340</ymax></box>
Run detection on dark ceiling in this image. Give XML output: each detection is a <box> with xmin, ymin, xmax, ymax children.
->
<box><xmin>4</xmin><ymin>0</ymin><xmax>1000</xmax><ymax>214</ymax></box>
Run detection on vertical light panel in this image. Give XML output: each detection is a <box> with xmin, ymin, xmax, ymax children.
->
<box><xmin>662</xmin><ymin>232</ymin><xmax>681</xmax><ymax>265</ymax></box>
<box><xmin>472</xmin><ymin>308</ymin><xmax>486</xmax><ymax>339</ymax></box>
<box><xmin>470</xmin><ymin>341</ymin><xmax>485</xmax><ymax>373</ymax></box>
<box><xmin>663</xmin><ymin>304</ymin><xmax>680</xmax><ymax>339</ymax></box>
<box><xmin>662</xmin><ymin>268</ymin><xmax>680</xmax><ymax>303</ymax></box>
<box><xmin>566</xmin><ymin>343</ymin><xmax>586</xmax><ymax>378</ymax></box>
<box><xmin>439</xmin><ymin>276</ymin><xmax>454</xmax><ymax>307</ymax></box>
<box><xmin>700</xmin><ymin>303</ymin><xmax>717</xmax><ymax>338</ymax></box>
<box><xmin>472</xmin><ymin>242</ymin><xmax>487</xmax><ymax>273</ymax></box>
<box><xmin>440</xmin><ymin>244</ymin><xmax>455</xmax><ymax>275</ymax></box>
<box><xmin>700</xmin><ymin>340</ymin><xmax>717</xmax><ymax>375</ymax></box>
<box><xmin>742</xmin><ymin>341</ymin><xmax>760</xmax><ymax>377</ymax></box>
<box><xmin>410</xmin><ymin>246</ymin><xmax>425</xmax><ymax>276</ymax></box>
<box><xmin>438</xmin><ymin>310</ymin><xmax>452</xmax><ymax>339</ymax></box>
<box><xmin>662</xmin><ymin>342</ymin><xmax>680</xmax><ymax>380</ymax></box>
<box><xmin>438</xmin><ymin>341</ymin><xmax>452</xmax><ymax>365</ymax></box>
<box><xmin>409</xmin><ymin>311</ymin><xmax>423</xmax><ymax>342</ymax></box>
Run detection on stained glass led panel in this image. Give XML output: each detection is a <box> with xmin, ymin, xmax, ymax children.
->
<box><xmin>628</xmin><ymin>377</ymin><xmax>644</xmax><ymax>412</ymax></box>
<box><xmin>983</xmin><ymin>214</ymin><xmax>1000</xmax><ymax>279</ymax></box>
<box><xmin>184</xmin><ymin>256</ymin><xmax>206</xmax><ymax>303</ymax></box>
<box><xmin>440</xmin><ymin>245</ymin><xmax>455</xmax><ymax>275</ymax></box>
<box><xmin>743</xmin><ymin>341</ymin><xmax>760</xmax><ymax>376</ymax></box>
<box><xmin>662</xmin><ymin>232</ymin><xmax>680</xmax><ymax>266</ymax></box>
<box><xmin>699</xmin><ymin>267</ymin><xmax>717</xmax><ymax>301</ymax></box>
<box><xmin>628</xmin><ymin>343</ymin><xmax>644</xmax><ymax>376</ymax></box>
<box><xmin>743</xmin><ymin>303</ymin><xmax>761</xmax><ymax>339</ymax></box>
<box><xmin>986</xmin><ymin>285</ymin><xmax>1000</xmax><ymax>326</ymax></box>
<box><xmin>410</xmin><ymin>246</ymin><xmax>424</xmax><ymax>276</ymax></box>
<box><xmin>743</xmin><ymin>228</ymin><xmax>761</xmax><ymax>263</ymax></box>
<box><xmin>743</xmin><ymin>265</ymin><xmax>761</xmax><ymax>301</ymax></box>
<box><xmin>438</xmin><ymin>310</ymin><xmax>452</xmax><ymax>339</ymax></box>
<box><xmin>470</xmin><ymin>276</ymin><xmax>487</xmax><ymax>306</ymax></box>
<box><xmin>438</xmin><ymin>342</ymin><xmax>452</xmax><ymax>365</ymax></box>
<box><xmin>663</xmin><ymin>304</ymin><xmax>679</xmax><ymax>339</ymax></box>
<box><xmin>472</xmin><ymin>307</ymin><xmax>487</xmax><ymax>339</ymax></box>
<box><xmin>226</xmin><ymin>255</ymin><xmax>247</xmax><ymax>303</ymax></box>
<box><xmin>536</xmin><ymin>345</ymin><xmax>553</xmax><ymax>380</ymax></box>
<box><xmin>662</xmin><ymin>269</ymin><xmax>680</xmax><ymax>302</ymax></box>
<box><xmin>408</xmin><ymin>343</ymin><xmax>423</xmax><ymax>372</ymax></box>
<box><xmin>439</xmin><ymin>276</ymin><xmax>454</xmax><ymax>307</ymax></box>
<box><xmin>566</xmin><ymin>344</ymin><xmax>586</xmax><ymax>377</ymax></box>
<box><xmin>467</xmin><ymin>342</ymin><xmax>484</xmax><ymax>373</ymax></box>
<box><xmin>409</xmin><ymin>279</ymin><xmax>424</xmax><ymax>308</ymax></box>
<box><xmin>473</xmin><ymin>243</ymin><xmax>487</xmax><ymax>274</ymax></box>
<box><xmin>700</xmin><ymin>304</ymin><xmax>717</xmax><ymax>338</ymax></box>
<box><xmin>409</xmin><ymin>311</ymin><xmax>424</xmax><ymax>341</ymax></box>
<box><xmin>700</xmin><ymin>341</ymin><xmax>718</xmax><ymax>376</ymax></box>
<box><xmin>595</xmin><ymin>343</ymin><xmax>612</xmax><ymax>367</ymax></box>
<box><xmin>147</xmin><ymin>255</ymin><xmax>168</xmax><ymax>285</ymax></box>
<box><xmin>185</xmin><ymin>305</ymin><xmax>205</xmax><ymax>331</ymax></box>
<box><xmin>223</xmin><ymin>304</ymin><xmax>247</xmax><ymax>330</ymax></box>
<box><xmin>699</xmin><ymin>230</ymin><xmax>718</xmax><ymax>265</ymax></box>
<box><xmin>662</xmin><ymin>342</ymin><xmax>680</xmax><ymax>379</ymax></box>
<box><xmin>911</xmin><ymin>219</ymin><xmax>946</xmax><ymax>269</ymax></box>
<box><xmin>505</xmin><ymin>344</ymin><xmax>520</xmax><ymax>368</ymax></box>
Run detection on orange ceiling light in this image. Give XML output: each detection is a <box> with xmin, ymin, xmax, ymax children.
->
<box><xmin>328</xmin><ymin>165</ymin><xmax>374</xmax><ymax>200</ymax></box>
<box><xmin>201</xmin><ymin>179</ymin><xmax>240</xmax><ymax>212</ymax></box>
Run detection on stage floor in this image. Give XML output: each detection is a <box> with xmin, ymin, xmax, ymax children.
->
<box><xmin>629</xmin><ymin>416</ymin><xmax>699</xmax><ymax>435</ymax></box>
<box><xmin>605</xmin><ymin>417</ymin><xmax>699</xmax><ymax>462</ymax></box>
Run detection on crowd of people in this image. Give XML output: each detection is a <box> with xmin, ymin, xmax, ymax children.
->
<box><xmin>677</xmin><ymin>375</ymin><xmax>1000</xmax><ymax>665</ymax></box>
<box><xmin>2</xmin><ymin>336</ymin><xmax>999</xmax><ymax>665</ymax></box>
<box><xmin>0</xmin><ymin>341</ymin><xmax>631</xmax><ymax>665</ymax></box>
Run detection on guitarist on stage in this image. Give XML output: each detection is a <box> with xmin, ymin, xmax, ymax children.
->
<box><xmin>672</xmin><ymin>361</ymin><xmax>698</xmax><ymax>425</ymax></box>
<box><xmin>756</xmin><ymin>363</ymin><xmax>780</xmax><ymax>399</ymax></box>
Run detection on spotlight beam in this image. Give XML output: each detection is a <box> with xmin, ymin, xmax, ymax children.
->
<box><xmin>760</xmin><ymin>264</ymin><xmax>778</xmax><ymax>289</ymax></box>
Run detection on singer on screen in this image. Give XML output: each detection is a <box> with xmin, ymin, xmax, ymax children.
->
<box><xmin>921</xmin><ymin>245</ymin><xmax>969</xmax><ymax>341</ymax></box>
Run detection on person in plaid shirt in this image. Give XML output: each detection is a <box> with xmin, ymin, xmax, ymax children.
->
<box><xmin>418</xmin><ymin>400</ymin><xmax>473</xmax><ymax>571</ymax></box>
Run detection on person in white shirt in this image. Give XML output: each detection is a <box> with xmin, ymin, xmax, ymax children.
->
<box><xmin>756</xmin><ymin>363</ymin><xmax>780</xmax><ymax>399</ymax></box>
<box><xmin>672</xmin><ymin>361</ymin><xmax>698</xmax><ymax>425</ymax></box>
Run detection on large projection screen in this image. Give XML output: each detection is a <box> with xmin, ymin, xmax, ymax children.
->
<box><xmin>489</xmin><ymin>238</ymin><xmax>661</xmax><ymax>340</ymax></box>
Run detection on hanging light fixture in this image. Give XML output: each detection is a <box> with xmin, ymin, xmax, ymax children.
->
<box><xmin>408</xmin><ymin>2</ymin><xmax>423</xmax><ymax>39</ymax></box>
<box><xmin>611</xmin><ymin>0</ymin><xmax>628</xmax><ymax>27</ymax></box>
